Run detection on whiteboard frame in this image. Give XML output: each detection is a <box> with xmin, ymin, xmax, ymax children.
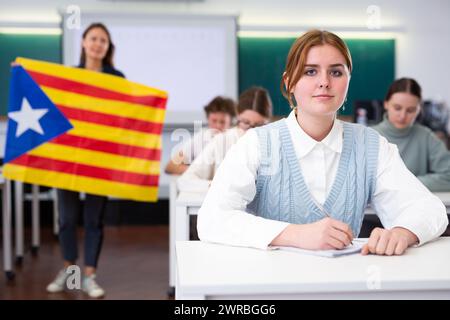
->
<box><xmin>61</xmin><ymin>12</ymin><xmax>238</xmax><ymax>125</ymax></box>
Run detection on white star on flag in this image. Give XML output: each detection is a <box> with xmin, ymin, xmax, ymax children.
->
<box><xmin>8</xmin><ymin>97</ymin><xmax>49</xmax><ymax>138</ymax></box>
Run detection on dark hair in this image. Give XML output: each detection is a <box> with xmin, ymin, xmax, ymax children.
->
<box><xmin>79</xmin><ymin>23</ymin><xmax>115</xmax><ymax>67</ymax></box>
<box><xmin>385</xmin><ymin>78</ymin><xmax>422</xmax><ymax>102</ymax></box>
<box><xmin>238</xmin><ymin>86</ymin><xmax>273</xmax><ymax>118</ymax></box>
<box><xmin>204</xmin><ymin>96</ymin><xmax>236</xmax><ymax>118</ymax></box>
<box><xmin>281</xmin><ymin>30</ymin><xmax>352</xmax><ymax>107</ymax></box>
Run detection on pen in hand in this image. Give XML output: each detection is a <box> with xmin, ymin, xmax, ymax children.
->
<box><xmin>313</xmin><ymin>200</ymin><xmax>354</xmax><ymax>246</ymax></box>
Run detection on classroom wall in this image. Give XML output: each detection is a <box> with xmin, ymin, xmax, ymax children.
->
<box><xmin>1</xmin><ymin>0</ymin><xmax>449</xmax><ymax>105</ymax></box>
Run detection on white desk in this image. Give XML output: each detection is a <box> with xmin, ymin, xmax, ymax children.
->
<box><xmin>169</xmin><ymin>190</ymin><xmax>206</xmax><ymax>290</ymax></box>
<box><xmin>176</xmin><ymin>237</ymin><xmax>450</xmax><ymax>300</ymax></box>
<box><xmin>170</xmin><ymin>191</ymin><xmax>450</xmax><ymax>292</ymax></box>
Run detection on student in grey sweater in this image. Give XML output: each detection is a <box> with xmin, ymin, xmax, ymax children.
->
<box><xmin>198</xmin><ymin>31</ymin><xmax>448</xmax><ymax>256</ymax></box>
<box><xmin>372</xmin><ymin>78</ymin><xmax>450</xmax><ymax>192</ymax></box>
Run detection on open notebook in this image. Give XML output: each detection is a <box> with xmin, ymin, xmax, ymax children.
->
<box><xmin>271</xmin><ymin>239</ymin><xmax>367</xmax><ymax>258</ymax></box>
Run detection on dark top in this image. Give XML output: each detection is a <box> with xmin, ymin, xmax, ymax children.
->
<box><xmin>77</xmin><ymin>63</ymin><xmax>125</xmax><ymax>78</ymax></box>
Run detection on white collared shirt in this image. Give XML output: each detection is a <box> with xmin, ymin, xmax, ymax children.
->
<box><xmin>197</xmin><ymin>110</ymin><xmax>448</xmax><ymax>249</ymax></box>
<box><xmin>180</xmin><ymin>128</ymin><xmax>220</xmax><ymax>165</ymax></box>
<box><xmin>178</xmin><ymin>127</ymin><xmax>245</xmax><ymax>192</ymax></box>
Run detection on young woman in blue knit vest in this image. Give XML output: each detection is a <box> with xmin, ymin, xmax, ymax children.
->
<box><xmin>197</xmin><ymin>30</ymin><xmax>448</xmax><ymax>256</ymax></box>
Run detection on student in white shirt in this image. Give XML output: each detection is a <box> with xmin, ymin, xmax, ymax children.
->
<box><xmin>165</xmin><ymin>96</ymin><xmax>236</xmax><ymax>175</ymax></box>
<box><xmin>178</xmin><ymin>86</ymin><xmax>272</xmax><ymax>192</ymax></box>
<box><xmin>197</xmin><ymin>30</ymin><xmax>448</xmax><ymax>256</ymax></box>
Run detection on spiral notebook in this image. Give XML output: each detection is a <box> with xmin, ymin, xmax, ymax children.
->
<box><xmin>271</xmin><ymin>239</ymin><xmax>367</xmax><ymax>258</ymax></box>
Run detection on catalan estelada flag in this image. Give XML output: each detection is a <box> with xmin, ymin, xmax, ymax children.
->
<box><xmin>3</xmin><ymin>57</ymin><xmax>167</xmax><ymax>202</ymax></box>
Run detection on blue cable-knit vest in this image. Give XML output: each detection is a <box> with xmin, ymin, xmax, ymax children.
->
<box><xmin>246</xmin><ymin>119</ymin><xmax>379</xmax><ymax>237</ymax></box>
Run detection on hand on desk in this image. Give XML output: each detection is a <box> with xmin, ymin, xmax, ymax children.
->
<box><xmin>271</xmin><ymin>217</ymin><xmax>354</xmax><ymax>250</ymax></box>
<box><xmin>361</xmin><ymin>227</ymin><xmax>419</xmax><ymax>256</ymax></box>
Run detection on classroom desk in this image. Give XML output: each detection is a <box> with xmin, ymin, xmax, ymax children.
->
<box><xmin>2</xmin><ymin>178</ymin><xmax>58</xmax><ymax>279</ymax></box>
<box><xmin>13</xmin><ymin>182</ymin><xmax>40</xmax><ymax>264</ymax></box>
<box><xmin>169</xmin><ymin>190</ymin><xmax>205</xmax><ymax>291</ymax></box>
<box><xmin>170</xmin><ymin>191</ymin><xmax>450</xmax><ymax>292</ymax></box>
<box><xmin>175</xmin><ymin>237</ymin><xmax>450</xmax><ymax>300</ymax></box>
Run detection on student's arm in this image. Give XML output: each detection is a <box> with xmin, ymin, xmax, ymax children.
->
<box><xmin>197</xmin><ymin>130</ymin><xmax>353</xmax><ymax>250</ymax></box>
<box><xmin>368</xmin><ymin>136</ymin><xmax>449</xmax><ymax>255</ymax></box>
<box><xmin>164</xmin><ymin>152</ymin><xmax>189</xmax><ymax>175</ymax></box>
<box><xmin>165</xmin><ymin>133</ymin><xmax>199</xmax><ymax>175</ymax></box>
<box><xmin>270</xmin><ymin>218</ymin><xmax>353</xmax><ymax>250</ymax></box>
<box><xmin>417</xmin><ymin>131</ymin><xmax>450</xmax><ymax>191</ymax></box>
<box><xmin>176</xmin><ymin>139</ymin><xmax>216</xmax><ymax>193</ymax></box>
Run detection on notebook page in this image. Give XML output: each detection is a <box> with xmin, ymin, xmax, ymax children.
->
<box><xmin>271</xmin><ymin>239</ymin><xmax>367</xmax><ymax>258</ymax></box>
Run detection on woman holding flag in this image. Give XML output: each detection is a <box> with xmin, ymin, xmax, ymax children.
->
<box><xmin>46</xmin><ymin>23</ymin><xmax>125</xmax><ymax>299</ymax></box>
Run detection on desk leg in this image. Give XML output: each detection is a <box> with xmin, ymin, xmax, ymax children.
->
<box><xmin>169</xmin><ymin>202</ymin><xmax>176</xmax><ymax>292</ymax></box>
<box><xmin>31</xmin><ymin>184</ymin><xmax>40</xmax><ymax>255</ymax></box>
<box><xmin>3</xmin><ymin>180</ymin><xmax>14</xmax><ymax>280</ymax></box>
<box><xmin>167</xmin><ymin>178</ymin><xmax>177</xmax><ymax>297</ymax></box>
<box><xmin>14</xmin><ymin>182</ymin><xmax>24</xmax><ymax>265</ymax></box>
<box><xmin>170</xmin><ymin>205</ymin><xmax>189</xmax><ymax>296</ymax></box>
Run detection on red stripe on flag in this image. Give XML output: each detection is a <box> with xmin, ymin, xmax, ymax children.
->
<box><xmin>56</xmin><ymin>104</ymin><xmax>163</xmax><ymax>135</ymax></box>
<box><xmin>11</xmin><ymin>154</ymin><xmax>159</xmax><ymax>187</ymax></box>
<box><xmin>50</xmin><ymin>134</ymin><xmax>161</xmax><ymax>161</ymax></box>
<box><xmin>27</xmin><ymin>70</ymin><xmax>167</xmax><ymax>109</ymax></box>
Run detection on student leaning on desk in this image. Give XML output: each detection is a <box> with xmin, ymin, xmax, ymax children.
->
<box><xmin>177</xmin><ymin>86</ymin><xmax>272</xmax><ymax>193</ymax></box>
<box><xmin>197</xmin><ymin>29</ymin><xmax>449</xmax><ymax>256</ymax></box>
<box><xmin>165</xmin><ymin>96</ymin><xmax>236</xmax><ymax>175</ymax></box>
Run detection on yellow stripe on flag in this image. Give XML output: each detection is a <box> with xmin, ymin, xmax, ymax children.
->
<box><xmin>28</xmin><ymin>143</ymin><xmax>161</xmax><ymax>175</ymax></box>
<box><xmin>3</xmin><ymin>164</ymin><xmax>158</xmax><ymax>202</ymax></box>
<box><xmin>42</xmin><ymin>86</ymin><xmax>166</xmax><ymax>123</ymax></box>
<box><xmin>16</xmin><ymin>57</ymin><xmax>168</xmax><ymax>99</ymax></box>
<box><xmin>68</xmin><ymin>120</ymin><xmax>162</xmax><ymax>149</ymax></box>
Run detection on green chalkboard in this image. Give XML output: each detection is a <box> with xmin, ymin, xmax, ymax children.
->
<box><xmin>238</xmin><ymin>37</ymin><xmax>395</xmax><ymax>117</ymax></box>
<box><xmin>0</xmin><ymin>34</ymin><xmax>61</xmax><ymax>115</ymax></box>
<box><xmin>0</xmin><ymin>34</ymin><xmax>394</xmax><ymax>119</ymax></box>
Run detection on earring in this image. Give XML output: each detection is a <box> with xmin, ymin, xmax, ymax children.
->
<box><xmin>342</xmin><ymin>96</ymin><xmax>348</xmax><ymax>112</ymax></box>
<box><xmin>290</xmin><ymin>93</ymin><xmax>298</xmax><ymax>108</ymax></box>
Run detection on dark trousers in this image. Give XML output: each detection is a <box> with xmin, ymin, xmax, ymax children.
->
<box><xmin>57</xmin><ymin>189</ymin><xmax>107</xmax><ymax>268</ymax></box>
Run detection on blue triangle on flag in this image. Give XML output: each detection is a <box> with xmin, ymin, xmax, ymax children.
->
<box><xmin>3</xmin><ymin>65</ymin><xmax>73</xmax><ymax>163</ymax></box>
